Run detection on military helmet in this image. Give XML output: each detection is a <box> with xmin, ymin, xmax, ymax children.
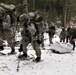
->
<box><xmin>19</xmin><ymin>13</ymin><xmax>28</xmax><ymax>22</ymax></box>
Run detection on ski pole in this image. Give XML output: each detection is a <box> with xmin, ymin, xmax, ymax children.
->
<box><xmin>16</xmin><ymin>52</ymin><xmax>21</xmax><ymax>72</ymax></box>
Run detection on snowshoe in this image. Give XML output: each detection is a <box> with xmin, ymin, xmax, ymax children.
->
<box><xmin>18</xmin><ymin>53</ymin><xmax>29</xmax><ymax>60</ymax></box>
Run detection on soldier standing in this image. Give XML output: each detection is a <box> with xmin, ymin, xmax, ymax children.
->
<box><xmin>59</xmin><ymin>28</ymin><xmax>66</xmax><ymax>43</ymax></box>
<box><xmin>18</xmin><ymin>12</ymin><xmax>43</xmax><ymax>62</ymax></box>
<box><xmin>3</xmin><ymin>13</ymin><xmax>16</xmax><ymax>55</ymax></box>
<box><xmin>69</xmin><ymin>27</ymin><xmax>76</xmax><ymax>50</ymax></box>
<box><xmin>47</xmin><ymin>22</ymin><xmax>56</xmax><ymax>44</ymax></box>
<box><xmin>0</xmin><ymin>7</ymin><xmax>7</xmax><ymax>50</ymax></box>
<box><xmin>0</xmin><ymin>4</ymin><xmax>16</xmax><ymax>54</ymax></box>
<box><xmin>66</xmin><ymin>27</ymin><xmax>71</xmax><ymax>43</ymax></box>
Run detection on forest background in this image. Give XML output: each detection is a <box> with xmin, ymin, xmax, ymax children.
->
<box><xmin>0</xmin><ymin>0</ymin><xmax>76</xmax><ymax>27</ymax></box>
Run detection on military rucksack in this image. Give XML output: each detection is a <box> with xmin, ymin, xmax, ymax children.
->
<box><xmin>27</xmin><ymin>22</ymin><xmax>36</xmax><ymax>36</ymax></box>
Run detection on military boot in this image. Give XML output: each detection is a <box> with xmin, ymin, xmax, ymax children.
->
<box><xmin>33</xmin><ymin>57</ymin><xmax>41</xmax><ymax>62</ymax></box>
<box><xmin>18</xmin><ymin>52</ymin><xmax>28</xmax><ymax>60</ymax></box>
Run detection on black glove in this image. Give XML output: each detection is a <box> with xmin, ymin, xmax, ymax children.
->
<box><xmin>36</xmin><ymin>39</ymin><xmax>42</xmax><ymax>44</ymax></box>
<box><xmin>18</xmin><ymin>44</ymin><xmax>23</xmax><ymax>52</ymax></box>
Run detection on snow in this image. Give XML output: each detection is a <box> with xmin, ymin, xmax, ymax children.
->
<box><xmin>0</xmin><ymin>29</ymin><xmax>76</xmax><ymax>75</ymax></box>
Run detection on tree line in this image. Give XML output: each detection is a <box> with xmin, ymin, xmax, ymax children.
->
<box><xmin>0</xmin><ymin>0</ymin><xmax>76</xmax><ymax>27</ymax></box>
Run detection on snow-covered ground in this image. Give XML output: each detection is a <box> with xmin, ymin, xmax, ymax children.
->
<box><xmin>0</xmin><ymin>29</ymin><xmax>76</xmax><ymax>75</ymax></box>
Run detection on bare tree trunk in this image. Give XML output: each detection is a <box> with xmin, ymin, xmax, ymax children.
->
<box><xmin>23</xmin><ymin>0</ymin><xmax>28</xmax><ymax>13</ymax></box>
<box><xmin>43</xmin><ymin>0</ymin><xmax>50</xmax><ymax>22</ymax></box>
<box><xmin>62</xmin><ymin>0</ymin><xmax>67</xmax><ymax>28</ymax></box>
<box><xmin>43</xmin><ymin>5</ymin><xmax>47</xmax><ymax>21</ymax></box>
<box><xmin>33</xmin><ymin>0</ymin><xmax>35</xmax><ymax>10</ymax></box>
<box><xmin>67</xmin><ymin>0</ymin><xmax>72</xmax><ymax>24</ymax></box>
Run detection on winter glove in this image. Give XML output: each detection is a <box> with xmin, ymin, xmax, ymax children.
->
<box><xmin>36</xmin><ymin>39</ymin><xmax>42</xmax><ymax>44</ymax></box>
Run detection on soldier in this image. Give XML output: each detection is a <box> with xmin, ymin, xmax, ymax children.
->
<box><xmin>59</xmin><ymin>28</ymin><xmax>66</xmax><ymax>43</ymax></box>
<box><xmin>28</xmin><ymin>11</ymin><xmax>45</xmax><ymax>47</ymax></box>
<box><xmin>3</xmin><ymin>13</ymin><xmax>16</xmax><ymax>55</ymax></box>
<box><xmin>47</xmin><ymin>22</ymin><xmax>56</xmax><ymax>44</ymax></box>
<box><xmin>30</xmin><ymin>11</ymin><xmax>45</xmax><ymax>47</ymax></box>
<box><xmin>0</xmin><ymin>4</ymin><xmax>16</xmax><ymax>55</ymax></box>
<box><xmin>0</xmin><ymin>7</ymin><xmax>6</xmax><ymax>50</ymax></box>
<box><xmin>69</xmin><ymin>27</ymin><xmax>76</xmax><ymax>50</ymax></box>
<box><xmin>66</xmin><ymin>27</ymin><xmax>71</xmax><ymax>43</ymax></box>
<box><xmin>18</xmin><ymin>12</ymin><xmax>43</xmax><ymax>62</ymax></box>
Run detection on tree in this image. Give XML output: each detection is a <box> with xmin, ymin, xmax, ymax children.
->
<box><xmin>1</xmin><ymin>0</ymin><xmax>76</xmax><ymax>28</ymax></box>
<box><xmin>33</xmin><ymin>0</ymin><xmax>35</xmax><ymax>10</ymax></box>
<box><xmin>23</xmin><ymin>0</ymin><xmax>28</xmax><ymax>13</ymax></box>
<box><xmin>62</xmin><ymin>0</ymin><xmax>67</xmax><ymax>28</ymax></box>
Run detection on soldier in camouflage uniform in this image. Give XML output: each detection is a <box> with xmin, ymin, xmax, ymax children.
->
<box><xmin>33</xmin><ymin>12</ymin><xmax>45</xmax><ymax>47</ymax></box>
<box><xmin>18</xmin><ymin>12</ymin><xmax>44</xmax><ymax>62</ymax></box>
<box><xmin>69</xmin><ymin>27</ymin><xmax>76</xmax><ymax>50</ymax></box>
<box><xmin>66</xmin><ymin>27</ymin><xmax>71</xmax><ymax>43</ymax></box>
<box><xmin>47</xmin><ymin>22</ymin><xmax>56</xmax><ymax>44</ymax></box>
<box><xmin>3</xmin><ymin>14</ymin><xmax>16</xmax><ymax>55</ymax></box>
<box><xmin>0</xmin><ymin>7</ymin><xmax>6</xmax><ymax>50</ymax></box>
<box><xmin>59</xmin><ymin>28</ymin><xmax>66</xmax><ymax>43</ymax></box>
<box><xmin>0</xmin><ymin>5</ymin><xmax>16</xmax><ymax>54</ymax></box>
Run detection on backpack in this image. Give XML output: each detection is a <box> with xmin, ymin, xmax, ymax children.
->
<box><xmin>2</xmin><ymin>14</ymin><xmax>11</xmax><ymax>30</ymax></box>
<box><xmin>27</xmin><ymin>22</ymin><xmax>36</xmax><ymax>36</ymax></box>
<box><xmin>35</xmin><ymin>15</ymin><xmax>44</xmax><ymax>35</ymax></box>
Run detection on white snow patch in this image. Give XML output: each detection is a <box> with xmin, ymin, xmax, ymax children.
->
<box><xmin>0</xmin><ymin>29</ymin><xmax>76</xmax><ymax>75</ymax></box>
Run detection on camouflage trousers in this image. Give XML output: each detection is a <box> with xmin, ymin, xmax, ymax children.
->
<box><xmin>21</xmin><ymin>36</ymin><xmax>41</xmax><ymax>57</ymax></box>
<box><xmin>3</xmin><ymin>30</ymin><xmax>15</xmax><ymax>49</ymax></box>
<box><xmin>40</xmin><ymin>33</ymin><xmax>44</xmax><ymax>46</ymax></box>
